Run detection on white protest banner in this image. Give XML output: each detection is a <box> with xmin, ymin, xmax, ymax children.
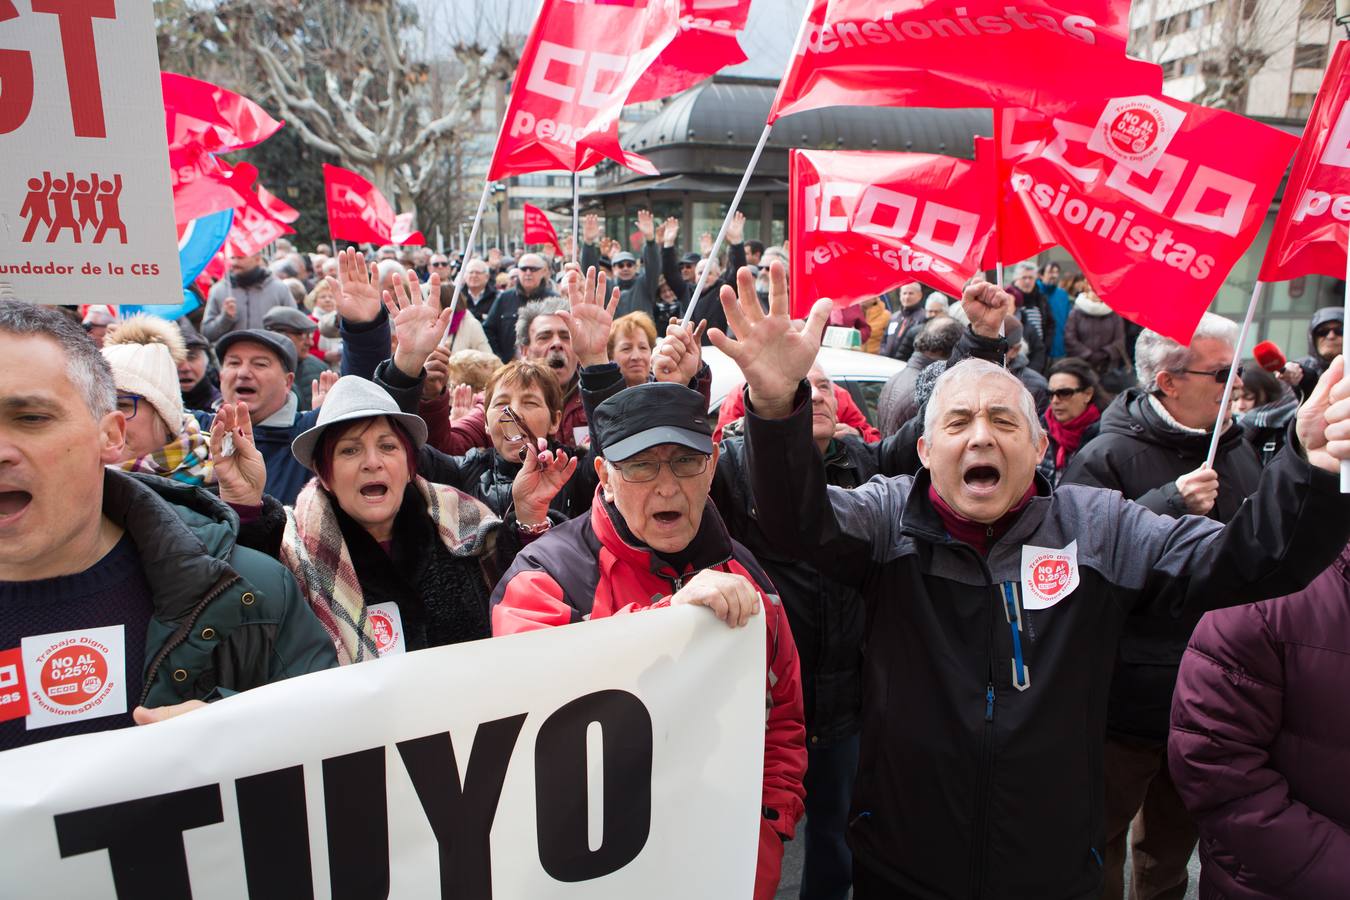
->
<box><xmin>0</xmin><ymin>606</ymin><xmax>766</xmax><ymax>899</ymax></box>
<box><xmin>0</xmin><ymin>1</ymin><xmax>182</xmax><ymax>304</ymax></box>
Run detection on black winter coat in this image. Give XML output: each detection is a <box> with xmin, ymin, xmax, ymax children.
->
<box><xmin>745</xmin><ymin>384</ymin><xmax>1349</xmax><ymax>899</ymax></box>
<box><xmin>1058</xmin><ymin>388</ymin><xmax>1262</xmax><ymax>741</ymax></box>
<box><xmin>482</xmin><ymin>282</ymin><xmax>557</xmax><ymax>361</ymax></box>
<box><xmin>415</xmin><ymin>444</ymin><xmax>594</xmax><ymax>522</ymax></box>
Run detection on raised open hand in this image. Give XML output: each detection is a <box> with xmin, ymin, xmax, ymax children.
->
<box><xmin>1296</xmin><ymin>354</ymin><xmax>1350</xmax><ymax>475</ymax></box>
<box><xmin>512</xmin><ymin>439</ymin><xmax>578</xmax><ymax>526</ymax></box>
<box><xmin>662</xmin><ymin>216</ymin><xmax>680</xmax><ymax>248</ymax></box>
<box><xmin>726</xmin><ymin>210</ymin><xmax>745</xmax><ymax>245</ymax></box>
<box><xmin>311</xmin><ymin>370</ymin><xmax>339</xmax><ymax>409</ymax></box>
<box><xmin>449</xmin><ymin>383</ymin><xmax>476</xmax><ymax>421</ymax></box>
<box><xmin>699</xmin><ymin>231</ymin><xmax>714</xmax><ymax>256</ymax></box>
<box><xmin>961</xmin><ymin>281</ymin><xmax>1014</xmax><ymax>339</ymax></box>
<box><xmin>583</xmin><ymin>213</ymin><xmax>601</xmax><ymax>244</ymax></box>
<box><xmin>636</xmin><ymin>209</ymin><xmax>655</xmax><ymax>242</ymax></box>
<box><xmin>327</xmin><ymin>247</ymin><xmax>383</xmax><ymax>324</ymax></box>
<box><xmin>385</xmin><ymin>270</ymin><xmax>453</xmax><ymax>378</ymax></box>
<box><xmin>706</xmin><ymin>260</ymin><xmax>830</xmax><ymax>418</ymax></box>
<box><xmin>210</xmin><ymin>401</ymin><xmax>266</xmax><ymax>507</ymax></box>
<box><xmin>560</xmin><ymin>266</ymin><xmax>620</xmax><ymax>368</ymax></box>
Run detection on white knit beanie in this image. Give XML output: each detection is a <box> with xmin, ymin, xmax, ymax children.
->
<box><xmin>101</xmin><ymin>341</ymin><xmax>184</xmax><ymax>431</ymax></box>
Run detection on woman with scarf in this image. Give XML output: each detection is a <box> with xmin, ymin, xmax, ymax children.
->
<box><xmin>102</xmin><ymin>315</ymin><xmax>216</xmax><ymax>487</ymax></box>
<box><xmin>1234</xmin><ymin>361</ymin><xmax>1298</xmax><ymax>467</ymax></box>
<box><xmin>1038</xmin><ymin>357</ymin><xmax>1103</xmax><ymax>485</ymax></box>
<box><xmin>210</xmin><ymin>375</ymin><xmax>576</xmax><ymax>664</ymax></box>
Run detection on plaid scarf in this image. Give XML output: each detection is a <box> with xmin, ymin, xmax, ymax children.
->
<box><xmin>117</xmin><ymin>414</ymin><xmax>216</xmax><ymax>486</ymax></box>
<box><xmin>281</xmin><ymin>476</ymin><xmax>500</xmax><ymax>665</ymax></box>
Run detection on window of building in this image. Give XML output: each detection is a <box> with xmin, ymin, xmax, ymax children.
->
<box><xmin>1294</xmin><ymin>43</ymin><xmax>1327</xmax><ymax>70</ymax></box>
<box><xmin>1288</xmin><ymin>92</ymin><xmax>1318</xmax><ymax>118</ymax></box>
<box><xmin>1188</xmin><ymin>6</ymin><xmax>1207</xmax><ymax>28</ymax></box>
<box><xmin>1181</xmin><ymin>56</ymin><xmax>1200</xmax><ymax>76</ymax></box>
<box><xmin>1301</xmin><ymin>0</ymin><xmax>1332</xmax><ymax>19</ymax></box>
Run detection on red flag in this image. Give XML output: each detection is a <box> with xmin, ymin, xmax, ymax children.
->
<box><xmin>488</xmin><ymin>0</ymin><xmax>680</xmax><ymax>179</ymax></box>
<box><xmin>227</xmin><ymin>186</ymin><xmax>296</xmax><ymax>257</ymax></box>
<box><xmin>789</xmin><ymin>148</ymin><xmax>998</xmax><ymax>317</ymax></box>
<box><xmin>523</xmin><ymin>203</ymin><xmax>564</xmax><ymax>256</ymax></box>
<box><xmin>769</xmin><ymin>1</ymin><xmax>1161</xmax><ymax>122</ymax></box>
<box><xmin>999</xmin><ymin>98</ymin><xmax>1298</xmax><ymax>343</ymax></box>
<box><xmin>974</xmin><ymin>136</ymin><xmax>1055</xmax><ymax>269</ymax></box>
<box><xmin>256</xmin><ymin>184</ymin><xmax>300</xmax><ymax>224</ymax></box>
<box><xmin>170</xmin><ymin>152</ymin><xmax>257</xmax><ymax>226</ymax></box>
<box><xmin>626</xmin><ymin>0</ymin><xmax>750</xmax><ymax>104</ymax></box>
<box><xmin>162</xmin><ymin>73</ymin><xmax>282</xmax><ymax>155</ymax></box>
<box><xmin>324</xmin><ymin>164</ymin><xmax>425</xmax><ymax>247</ymax></box>
<box><xmin>1261</xmin><ymin>42</ymin><xmax>1350</xmax><ymax>282</ymax></box>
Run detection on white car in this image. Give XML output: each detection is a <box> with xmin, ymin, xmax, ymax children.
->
<box><xmin>701</xmin><ymin>345</ymin><xmax>905</xmax><ymax>426</ymax></box>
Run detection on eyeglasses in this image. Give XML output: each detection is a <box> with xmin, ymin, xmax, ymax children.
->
<box><xmin>609</xmin><ymin>453</ymin><xmax>710</xmax><ymax>483</ymax></box>
<box><xmin>1047</xmin><ymin>387</ymin><xmax>1089</xmax><ymax>400</ymax></box>
<box><xmin>1314</xmin><ymin>326</ymin><xmax>1343</xmax><ymax>339</ymax></box>
<box><xmin>115</xmin><ymin>393</ymin><xmax>143</xmax><ymax>420</ymax></box>
<box><xmin>518</xmin><ymin>265</ymin><xmax>544</xmax><ymax>273</ymax></box>
<box><xmin>497</xmin><ymin>406</ymin><xmax>540</xmax><ymax>459</ymax></box>
<box><xmin>430</xmin><ymin>261</ymin><xmax>450</xmax><ymax>268</ymax></box>
<box><xmin>613</xmin><ymin>261</ymin><xmax>637</xmax><ymax>268</ymax></box>
<box><xmin>1175</xmin><ymin>364</ymin><xmax>1243</xmax><ymax>384</ymax></box>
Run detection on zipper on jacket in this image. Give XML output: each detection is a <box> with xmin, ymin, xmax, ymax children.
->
<box><xmin>139</xmin><ymin>573</ymin><xmax>239</xmax><ymax>706</ymax></box>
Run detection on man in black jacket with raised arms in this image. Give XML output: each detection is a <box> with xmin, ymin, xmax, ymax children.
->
<box><xmin>712</xmin><ymin>261</ymin><xmax>1350</xmax><ymax>900</ymax></box>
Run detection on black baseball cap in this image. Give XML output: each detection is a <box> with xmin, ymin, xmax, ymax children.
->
<box><xmin>612</xmin><ymin>251</ymin><xmax>638</xmax><ymax>265</ymax></box>
<box><xmin>215</xmin><ymin>329</ymin><xmax>298</xmax><ymax>373</ymax></box>
<box><xmin>592</xmin><ymin>382</ymin><xmax>713</xmax><ymax>462</ymax></box>
<box><xmin>679</xmin><ymin>252</ymin><xmax>701</xmax><ymax>266</ymax></box>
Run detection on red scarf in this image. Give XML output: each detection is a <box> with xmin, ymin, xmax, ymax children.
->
<box><xmin>927</xmin><ymin>482</ymin><xmax>1036</xmax><ymax>556</ymax></box>
<box><xmin>1045</xmin><ymin>404</ymin><xmax>1100</xmax><ymax>470</ymax></box>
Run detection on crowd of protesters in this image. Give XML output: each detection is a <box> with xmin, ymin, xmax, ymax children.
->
<box><xmin>5</xmin><ymin>214</ymin><xmax>1350</xmax><ymax>900</ymax></box>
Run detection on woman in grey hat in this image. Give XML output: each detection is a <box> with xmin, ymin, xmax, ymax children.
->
<box><xmin>209</xmin><ymin>375</ymin><xmax>577</xmax><ymax>664</ymax></box>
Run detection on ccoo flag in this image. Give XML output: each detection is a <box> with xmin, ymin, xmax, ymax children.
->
<box><xmin>998</xmin><ymin>98</ymin><xmax>1297</xmax><ymax>343</ymax></box>
<box><xmin>1260</xmin><ymin>41</ymin><xmax>1350</xmax><ymax>282</ymax></box>
<box><xmin>523</xmin><ymin>203</ymin><xmax>564</xmax><ymax>256</ymax></box>
<box><xmin>324</xmin><ymin>164</ymin><xmax>424</xmax><ymax>247</ymax></box>
<box><xmin>768</xmin><ymin>0</ymin><xmax>1161</xmax><ymax>121</ymax></box>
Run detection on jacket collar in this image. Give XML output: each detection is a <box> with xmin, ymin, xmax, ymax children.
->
<box><xmin>100</xmin><ymin>469</ymin><xmax>237</xmax><ymax>621</ymax></box>
<box><xmin>587</xmin><ymin>487</ymin><xmax>733</xmax><ymax>580</ymax></box>
<box><xmin>900</xmin><ymin>466</ymin><xmax>1053</xmax><ymax>549</ymax></box>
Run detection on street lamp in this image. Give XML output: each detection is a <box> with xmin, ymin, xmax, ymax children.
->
<box><xmin>491</xmin><ymin>182</ymin><xmax>508</xmax><ymax>254</ymax></box>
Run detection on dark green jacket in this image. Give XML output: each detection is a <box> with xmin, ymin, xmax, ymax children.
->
<box><xmin>102</xmin><ymin>469</ymin><xmax>336</xmax><ymax>708</ymax></box>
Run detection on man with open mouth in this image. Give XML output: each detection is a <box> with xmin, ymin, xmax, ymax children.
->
<box><xmin>725</xmin><ymin>261</ymin><xmax>1350</xmax><ymax>900</ymax></box>
<box><xmin>0</xmin><ymin>301</ymin><xmax>334</xmax><ymax>751</ymax></box>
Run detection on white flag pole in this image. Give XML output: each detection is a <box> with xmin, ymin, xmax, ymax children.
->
<box><xmin>1205</xmin><ymin>279</ymin><xmax>1263</xmax><ymax>470</ymax></box>
<box><xmin>572</xmin><ymin>170</ymin><xmax>581</xmax><ymax>264</ymax></box>
<box><xmin>678</xmin><ymin>122</ymin><xmax>774</xmax><ymax>326</ymax></box>
<box><xmin>450</xmin><ymin>180</ymin><xmax>493</xmax><ymax>312</ymax></box>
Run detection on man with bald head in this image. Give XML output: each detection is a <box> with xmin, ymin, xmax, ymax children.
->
<box><xmin>201</xmin><ymin>249</ymin><xmax>297</xmax><ymax>340</ymax></box>
<box><xmin>720</xmin><ymin>262</ymin><xmax>1350</xmax><ymax>899</ymax></box>
<box><xmin>483</xmin><ymin>252</ymin><xmax>556</xmax><ymax>361</ymax></box>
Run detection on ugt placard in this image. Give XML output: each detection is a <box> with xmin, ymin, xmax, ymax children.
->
<box><xmin>0</xmin><ymin>1</ymin><xmax>182</xmax><ymax>305</ymax></box>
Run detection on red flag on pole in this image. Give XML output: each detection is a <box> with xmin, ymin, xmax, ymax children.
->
<box><xmin>999</xmin><ymin>98</ymin><xmax>1298</xmax><ymax>343</ymax></box>
<box><xmin>169</xmin><ymin>152</ymin><xmax>257</xmax><ymax>226</ymax></box>
<box><xmin>789</xmin><ymin>149</ymin><xmax>998</xmax><ymax>316</ymax></box>
<box><xmin>227</xmin><ymin>185</ymin><xmax>296</xmax><ymax>257</ymax></box>
<box><xmin>487</xmin><ymin>0</ymin><xmax>680</xmax><ymax>179</ymax></box>
<box><xmin>1261</xmin><ymin>41</ymin><xmax>1350</xmax><ymax>282</ymax></box>
<box><xmin>523</xmin><ymin>203</ymin><xmax>564</xmax><ymax>256</ymax></box>
<box><xmin>161</xmin><ymin>73</ymin><xmax>283</xmax><ymax>154</ymax></box>
<box><xmin>256</xmin><ymin>184</ymin><xmax>300</xmax><ymax>225</ymax></box>
<box><xmin>768</xmin><ymin>0</ymin><xmax>1161</xmax><ymax>122</ymax></box>
<box><xmin>626</xmin><ymin>0</ymin><xmax>751</xmax><ymax>104</ymax></box>
<box><xmin>974</xmin><ymin>136</ymin><xmax>1055</xmax><ymax>269</ymax></box>
<box><xmin>324</xmin><ymin>163</ymin><xmax>424</xmax><ymax>246</ymax></box>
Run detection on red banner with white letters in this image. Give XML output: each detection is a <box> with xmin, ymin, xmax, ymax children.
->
<box><xmin>324</xmin><ymin>164</ymin><xmax>424</xmax><ymax>247</ymax></box>
<box><xmin>226</xmin><ymin>186</ymin><xmax>296</xmax><ymax>257</ymax></box>
<box><xmin>769</xmin><ymin>0</ymin><xmax>1160</xmax><ymax>121</ymax></box>
<box><xmin>998</xmin><ymin>99</ymin><xmax>1298</xmax><ymax>343</ymax></box>
<box><xmin>256</xmin><ymin>184</ymin><xmax>300</xmax><ymax>224</ymax></box>
<box><xmin>1260</xmin><ymin>41</ymin><xmax>1350</xmax><ymax>282</ymax></box>
<box><xmin>523</xmin><ymin>203</ymin><xmax>564</xmax><ymax>256</ymax></box>
<box><xmin>487</xmin><ymin>0</ymin><xmax>680</xmax><ymax>179</ymax></box>
<box><xmin>974</xmin><ymin>136</ymin><xmax>1055</xmax><ymax>269</ymax></box>
<box><xmin>626</xmin><ymin>0</ymin><xmax>751</xmax><ymax>104</ymax></box>
<box><xmin>789</xmin><ymin>148</ymin><xmax>998</xmax><ymax>317</ymax></box>
<box><xmin>162</xmin><ymin>73</ymin><xmax>282</xmax><ymax>155</ymax></box>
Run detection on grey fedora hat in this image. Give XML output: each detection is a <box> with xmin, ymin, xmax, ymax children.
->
<box><xmin>291</xmin><ymin>375</ymin><xmax>428</xmax><ymax>471</ymax></box>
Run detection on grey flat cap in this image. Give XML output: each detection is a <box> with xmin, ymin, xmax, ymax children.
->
<box><xmin>291</xmin><ymin>375</ymin><xmax>428</xmax><ymax>471</ymax></box>
<box><xmin>215</xmin><ymin>329</ymin><xmax>298</xmax><ymax>373</ymax></box>
<box><xmin>263</xmin><ymin>306</ymin><xmax>318</xmax><ymax>334</ymax></box>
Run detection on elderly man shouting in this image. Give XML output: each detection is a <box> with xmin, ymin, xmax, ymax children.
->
<box><xmin>720</xmin><ymin>262</ymin><xmax>1350</xmax><ymax>900</ymax></box>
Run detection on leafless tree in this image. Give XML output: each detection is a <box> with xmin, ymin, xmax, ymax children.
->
<box><xmin>193</xmin><ymin>0</ymin><xmax>521</xmax><ymax>220</ymax></box>
<box><xmin>1130</xmin><ymin>0</ymin><xmax>1335</xmax><ymax>112</ymax></box>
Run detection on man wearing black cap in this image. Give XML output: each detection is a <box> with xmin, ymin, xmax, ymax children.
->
<box><xmin>263</xmin><ymin>305</ymin><xmax>327</xmax><ymax>412</ymax></box>
<box><xmin>581</xmin><ymin>210</ymin><xmax>661</xmax><ymax>319</ymax></box>
<box><xmin>197</xmin><ymin>249</ymin><xmax>422</xmax><ymax>505</ymax></box>
<box><xmin>177</xmin><ymin>324</ymin><xmax>220</xmax><ymax>412</ymax></box>
<box><xmin>491</xmin><ymin>380</ymin><xmax>807</xmax><ymax>900</ymax></box>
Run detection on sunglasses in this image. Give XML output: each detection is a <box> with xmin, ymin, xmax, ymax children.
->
<box><xmin>430</xmin><ymin>261</ymin><xmax>450</xmax><ymax>268</ymax></box>
<box><xmin>614</xmin><ymin>260</ymin><xmax>637</xmax><ymax>268</ymax></box>
<box><xmin>1047</xmin><ymin>387</ymin><xmax>1089</xmax><ymax>400</ymax></box>
<box><xmin>518</xmin><ymin>265</ymin><xmax>544</xmax><ymax>273</ymax></box>
<box><xmin>1314</xmin><ymin>326</ymin><xmax>1343</xmax><ymax>339</ymax></box>
<box><xmin>1176</xmin><ymin>364</ymin><xmax>1243</xmax><ymax>384</ymax></box>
